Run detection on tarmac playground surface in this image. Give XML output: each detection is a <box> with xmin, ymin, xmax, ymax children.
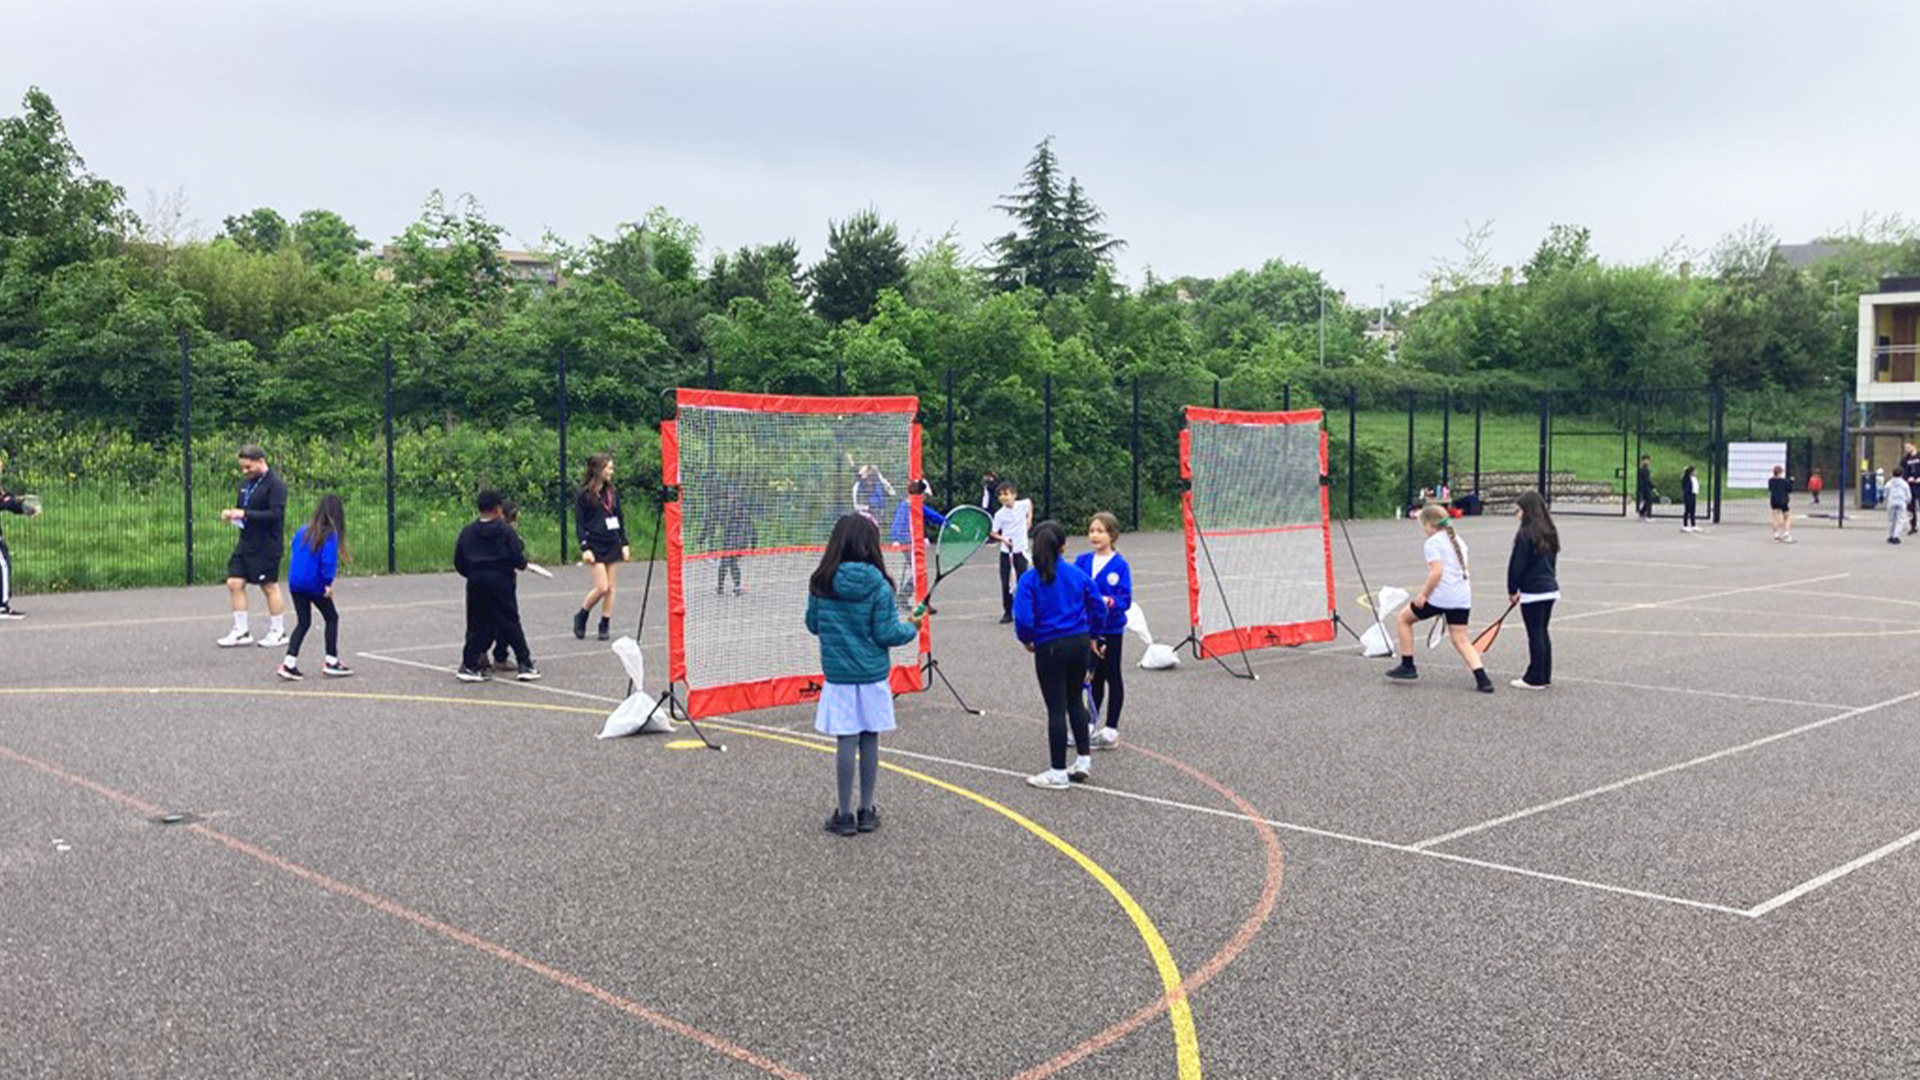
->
<box><xmin>4</xmin><ymin>507</ymin><xmax>1919</xmax><ymax>1078</ymax></box>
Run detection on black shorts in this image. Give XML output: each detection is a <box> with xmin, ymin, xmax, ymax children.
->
<box><xmin>1770</xmin><ymin>501</ymin><xmax>1790</xmax><ymax>512</ymax></box>
<box><xmin>1408</xmin><ymin>600</ymin><xmax>1469</xmax><ymax>626</ymax></box>
<box><xmin>584</xmin><ymin>542</ymin><xmax>625</xmax><ymax>565</ymax></box>
<box><xmin>227</xmin><ymin>549</ymin><xmax>281</xmax><ymax>584</ymax></box>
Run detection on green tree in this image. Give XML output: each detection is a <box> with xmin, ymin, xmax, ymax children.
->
<box><xmin>291</xmin><ymin>209</ymin><xmax>370</xmax><ymax>271</ymax></box>
<box><xmin>707</xmin><ymin>239</ymin><xmax>801</xmax><ymax>309</ymax></box>
<box><xmin>385</xmin><ymin>191</ymin><xmax>509</xmax><ymax>325</ymax></box>
<box><xmin>1522</xmin><ymin>224</ymin><xmax>1595</xmax><ymax>283</ymax></box>
<box><xmin>221</xmin><ymin>207</ymin><xmax>288</xmax><ymax>253</ymax></box>
<box><xmin>988</xmin><ymin>138</ymin><xmax>1123</xmax><ymax>296</ymax></box>
<box><xmin>572</xmin><ymin>208</ymin><xmax>708</xmax><ymax>361</ymax></box>
<box><xmin>809</xmin><ymin>209</ymin><xmax>908</xmax><ymax>324</ymax></box>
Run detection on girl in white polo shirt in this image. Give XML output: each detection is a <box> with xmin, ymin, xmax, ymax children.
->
<box><xmin>1386</xmin><ymin>503</ymin><xmax>1494</xmax><ymax>693</ymax></box>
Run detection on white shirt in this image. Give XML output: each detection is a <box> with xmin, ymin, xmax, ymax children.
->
<box><xmin>1089</xmin><ymin>551</ymin><xmax>1115</xmax><ymax>579</ymax></box>
<box><xmin>1423</xmin><ymin>530</ymin><xmax>1471</xmax><ymax>610</ymax></box>
<box><xmin>992</xmin><ymin>500</ymin><xmax>1032</xmax><ymax>556</ymax></box>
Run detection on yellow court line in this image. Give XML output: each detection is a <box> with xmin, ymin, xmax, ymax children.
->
<box><xmin>703</xmin><ymin>721</ymin><xmax>1203</xmax><ymax>1080</ymax></box>
<box><xmin>1</xmin><ymin>685</ymin><xmax>1203</xmax><ymax>1080</ymax></box>
<box><xmin>0</xmin><ymin>591</ymin><xmax>582</xmax><ymax>635</ymax></box>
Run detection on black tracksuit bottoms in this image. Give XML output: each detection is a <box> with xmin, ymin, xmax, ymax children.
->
<box><xmin>1033</xmin><ymin>634</ymin><xmax>1093</xmax><ymax>770</ymax></box>
<box><xmin>464</xmin><ymin>572</ymin><xmax>529</xmax><ymax>671</ymax></box>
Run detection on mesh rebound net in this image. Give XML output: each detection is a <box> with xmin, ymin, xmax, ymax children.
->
<box><xmin>663</xmin><ymin>389</ymin><xmax>927</xmax><ymax>718</ymax></box>
<box><xmin>1182</xmin><ymin>406</ymin><xmax>1336</xmax><ymax>657</ymax></box>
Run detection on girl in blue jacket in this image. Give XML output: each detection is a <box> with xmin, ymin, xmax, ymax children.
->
<box><xmin>277</xmin><ymin>494</ymin><xmax>351</xmax><ymax>681</ymax></box>
<box><xmin>1074</xmin><ymin>512</ymin><xmax>1132</xmax><ymax>750</ymax></box>
<box><xmin>1016</xmin><ymin>521</ymin><xmax>1106</xmax><ymax>790</ymax></box>
<box><xmin>806</xmin><ymin>513</ymin><xmax>924</xmax><ymax>836</ymax></box>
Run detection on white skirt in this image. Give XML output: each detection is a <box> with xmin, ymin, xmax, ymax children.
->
<box><xmin>814</xmin><ymin>680</ymin><xmax>898</xmax><ymax>736</ymax></box>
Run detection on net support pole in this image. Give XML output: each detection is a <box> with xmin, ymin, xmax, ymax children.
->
<box><xmin>179</xmin><ymin>329</ymin><xmax>194</xmax><ymax>586</ymax></box>
<box><xmin>1838</xmin><ymin>389</ymin><xmax>1850</xmax><ymax>528</ymax></box>
<box><xmin>384</xmin><ymin>339</ymin><xmax>396</xmax><ymax>574</ymax></box>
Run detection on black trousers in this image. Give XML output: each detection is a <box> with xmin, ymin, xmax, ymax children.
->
<box><xmin>288</xmin><ymin>592</ymin><xmax>338</xmax><ymax>659</ymax></box>
<box><xmin>717</xmin><ymin>556</ymin><xmax>741</xmax><ymax>594</ymax></box>
<box><xmin>465</xmin><ymin>572</ymin><xmax>528</xmax><ymax>670</ymax></box>
<box><xmin>1520</xmin><ymin>599</ymin><xmax>1554</xmax><ymax>687</ymax></box>
<box><xmin>1682</xmin><ymin>494</ymin><xmax>1697</xmax><ymax>528</ymax></box>
<box><xmin>1089</xmin><ymin>632</ymin><xmax>1125</xmax><ymax>729</ymax></box>
<box><xmin>1033</xmin><ymin>634</ymin><xmax>1092</xmax><ymax>769</ymax></box>
<box><xmin>1636</xmin><ymin>488</ymin><xmax>1653</xmax><ymax>517</ymax></box>
<box><xmin>999</xmin><ymin>551</ymin><xmax>1029</xmax><ymax>616</ymax></box>
<box><xmin>0</xmin><ymin>537</ymin><xmax>11</xmax><ymax>610</ymax></box>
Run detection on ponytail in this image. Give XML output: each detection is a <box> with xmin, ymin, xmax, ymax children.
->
<box><xmin>1031</xmin><ymin>521</ymin><xmax>1066</xmax><ymax>585</ymax></box>
<box><xmin>1418</xmin><ymin>502</ymin><xmax>1468</xmax><ymax>577</ymax></box>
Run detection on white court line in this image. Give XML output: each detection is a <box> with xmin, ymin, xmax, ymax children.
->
<box><xmin>1745</xmin><ymin>824</ymin><xmax>1920</xmax><ymax>917</ymax></box>
<box><xmin>370</xmin><ymin>631</ymin><xmax>586</xmax><ymax>656</ymax></box>
<box><xmin>1407</xmin><ymin>689</ymin><xmax>1920</xmax><ymax>851</ymax></box>
<box><xmin>1774</xmin><ymin>589</ymin><xmax>1920</xmax><ymax>611</ymax></box>
<box><xmin>355</xmin><ymin>651</ymin><xmax>629</xmax><ymax>706</ymax></box>
<box><xmin>1545</xmin><ymin>675</ymin><xmax>1846</xmax><ymax>712</ymax></box>
<box><xmin>3</xmin><ymin>590</ymin><xmax>583</xmax><ymax>635</ymax></box>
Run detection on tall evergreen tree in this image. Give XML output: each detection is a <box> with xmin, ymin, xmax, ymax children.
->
<box><xmin>709</xmin><ymin>239</ymin><xmax>803</xmax><ymax>309</ymax></box>
<box><xmin>808</xmin><ymin>209</ymin><xmax>907</xmax><ymax>324</ymax></box>
<box><xmin>989</xmin><ymin>138</ymin><xmax>1122</xmax><ymax>295</ymax></box>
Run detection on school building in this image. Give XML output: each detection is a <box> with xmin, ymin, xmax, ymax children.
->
<box><xmin>1853</xmin><ymin>275</ymin><xmax>1920</xmax><ymax>469</ymax></box>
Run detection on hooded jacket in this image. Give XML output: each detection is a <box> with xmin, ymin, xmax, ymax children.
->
<box><xmin>805</xmin><ymin>561</ymin><xmax>918</xmax><ymax>685</ymax></box>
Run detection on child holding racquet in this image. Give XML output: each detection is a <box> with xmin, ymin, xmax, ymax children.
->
<box><xmin>806</xmin><ymin>514</ymin><xmax>924</xmax><ymax>836</ymax></box>
<box><xmin>1387</xmin><ymin>503</ymin><xmax>1494</xmax><ymax>692</ymax></box>
<box><xmin>890</xmin><ymin>479</ymin><xmax>946</xmax><ymax>598</ymax></box>
<box><xmin>1074</xmin><ymin>511</ymin><xmax>1132</xmax><ymax>749</ymax></box>
<box><xmin>277</xmin><ymin>494</ymin><xmax>352</xmax><ymax>680</ymax></box>
<box><xmin>1505</xmin><ymin>491</ymin><xmax>1559</xmax><ymax>690</ymax></box>
<box><xmin>991</xmin><ymin>480</ymin><xmax>1034</xmax><ymax>624</ymax></box>
<box><xmin>1017</xmin><ymin>521</ymin><xmax>1107</xmax><ymax>789</ymax></box>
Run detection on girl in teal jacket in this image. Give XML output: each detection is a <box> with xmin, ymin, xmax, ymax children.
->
<box><xmin>806</xmin><ymin>513</ymin><xmax>923</xmax><ymax>836</ymax></box>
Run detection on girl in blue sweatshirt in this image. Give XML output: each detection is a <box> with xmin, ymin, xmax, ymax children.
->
<box><xmin>1074</xmin><ymin>512</ymin><xmax>1133</xmax><ymax>750</ymax></box>
<box><xmin>806</xmin><ymin>513</ymin><xmax>924</xmax><ymax>836</ymax></box>
<box><xmin>277</xmin><ymin>494</ymin><xmax>351</xmax><ymax>680</ymax></box>
<box><xmin>1016</xmin><ymin>521</ymin><xmax>1106</xmax><ymax>789</ymax></box>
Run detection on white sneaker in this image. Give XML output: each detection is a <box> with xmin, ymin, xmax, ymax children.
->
<box><xmin>1092</xmin><ymin>727</ymin><xmax>1119</xmax><ymax>750</ymax></box>
<box><xmin>1068</xmin><ymin>756</ymin><xmax>1092</xmax><ymax>783</ymax></box>
<box><xmin>1509</xmin><ymin>678</ymin><xmax>1547</xmax><ymax>690</ymax></box>
<box><xmin>256</xmin><ymin>630</ymin><xmax>289</xmax><ymax>648</ymax></box>
<box><xmin>1026</xmin><ymin>769</ymin><xmax>1071</xmax><ymax>790</ymax></box>
<box><xmin>217</xmin><ymin>630</ymin><xmax>254</xmax><ymax>648</ymax></box>
<box><xmin>1781</xmin><ymin>535</ymin><xmax>1796</xmax><ymax>544</ymax></box>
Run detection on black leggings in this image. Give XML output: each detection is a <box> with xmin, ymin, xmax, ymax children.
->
<box><xmin>999</xmin><ymin>551</ymin><xmax>1029</xmax><ymax>616</ymax></box>
<box><xmin>1520</xmin><ymin>599</ymin><xmax>1553</xmax><ymax>687</ymax></box>
<box><xmin>289</xmin><ymin>592</ymin><xmax>338</xmax><ymax>659</ymax></box>
<box><xmin>1682</xmin><ymin>494</ymin><xmax>1697</xmax><ymax>528</ymax></box>
<box><xmin>717</xmin><ymin>556</ymin><xmax>741</xmax><ymax>593</ymax></box>
<box><xmin>1089</xmin><ymin>632</ymin><xmax>1125</xmax><ymax>729</ymax></box>
<box><xmin>1033</xmin><ymin>635</ymin><xmax>1092</xmax><ymax>769</ymax></box>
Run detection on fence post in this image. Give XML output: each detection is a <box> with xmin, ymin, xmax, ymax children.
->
<box><xmin>1441</xmin><ymin>389</ymin><xmax>1452</xmax><ymax>490</ymax></box>
<box><xmin>1710</xmin><ymin>382</ymin><xmax>1725</xmax><ymax>524</ymax></box>
<box><xmin>1347</xmin><ymin>389</ymin><xmax>1357</xmax><ymax>520</ymax></box>
<box><xmin>558</xmin><ymin>347</ymin><xmax>570</xmax><ymax>564</ymax></box>
<box><xmin>944</xmin><ymin>368</ymin><xmax>956</xmax><ymax>511</ymax></box>
<box><xmin>704</xmin><ymin>352</ymin><xmax>715</xmax><ymax>390</ymax></box>
<box><xmin>1213</xmin><ymin>377</ymin><xmax>1221</xmax><ymax>409</ymax></box>
<box><xmin>1130</xmin><ymin>376</ymin><xmax>1141</xmax><ymax>529</ymax></box>
<box><xmin>835</xmin><ymin>357</ymin><xmax>845</xmax><ymax>396</ymax></box>
<box><xmin>1283</xmin><ymin>383</ymin><xmax>1292</xmax><ymax>411</ymax></box>
<box><xmin>1043</xmin><ymin>374</ymin><xmax>1053</xmax><ymax>520</ymax></box>
<box><xmin>1536</xmin><ymin>393</ymin><xmax>1549</xmax><ymax>497</ymax></box>
<box><xmin>1838</xmin><ymin>390</ymin><xmax>1850</xmax><ymax>528</ymax></box>
<box><xmin>1404</xmin><ymin>390</ymin><xmax>1416</xmax><ymax>513</ymax></box>
<box><xmin>383</xmin><ymin>340</ymin><xmax>397</xmax><ymax>574</ymax></box>
<box><xmin>180</xmin><ymin>330</ymin><xmax>194</xmax><ymax>586</ymax></box>
<box><xmin>1473</xmin><ymin>397</ymin><xmax>1482</xmax><ymax>495</ymax></box>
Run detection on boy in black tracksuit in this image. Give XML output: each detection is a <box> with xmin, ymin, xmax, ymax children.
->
<box><xmin>455</xmin><ymin>491</ymin><xmax>538</xmax><ymax>682</ymax></box>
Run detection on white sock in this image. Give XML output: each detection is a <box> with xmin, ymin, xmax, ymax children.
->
<box><xmin>325</xmin><ymin>655</ymin><xmax>338</xmax><ymax>666</ymax></box>
<box><xmin>269</xmin><ymin>615</ymin><xmax>285</xmax><ymax>635</ymax></box>
<box><xmin>233</xmin><ymin>612</ymin><xmax>249</xmax><ymax>633</ymax></box>
<box><xmin>282</xmin><ymin>655</ymin><xmax>298</xmax><ymax>669</ymax></box>
<box><xmin>1073</xmin><ymin>755</ymin><xmax>1091</xmax><ymax>771</ymax></box>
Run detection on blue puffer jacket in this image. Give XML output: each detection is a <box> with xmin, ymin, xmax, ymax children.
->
<box><xmin>805</xmin><ymin>561</ymin><xmax>919</xmax><ymax>685</ymax></box>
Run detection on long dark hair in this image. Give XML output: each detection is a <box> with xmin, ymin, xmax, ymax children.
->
<box><xmin>304</xmin><ymin>493</ymin><xmax>350</xmax><ymax>562</ymax></box>
<box><xmin>810</xmin><ymin>513</ymin><xmax>894</xmax><ymax>598</ymax></box>
<box><xmin>1515</xmin><ymin>490</ymin><xmax>1559</xmax><ymax>556</ymax></box>
<box><xmin>1031</xmin><ymin>520</ymin><xmax>1067</xmax><ymax>584</ymax></box>
<box><xmin>580</xmin><ymin>453</ymin><xmax>614</xmax><ymax>500</ymax></box>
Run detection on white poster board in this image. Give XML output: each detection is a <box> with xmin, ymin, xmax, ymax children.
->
<box><xmin>1727</xmin><ymin>441</ymin><xmax>1787</xmax><ymax>490</ymax></box>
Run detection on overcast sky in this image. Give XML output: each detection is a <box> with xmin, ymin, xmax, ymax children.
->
<box><xmin>5</xmin><ymin>0</ymin><xmax>1913</xmax><ymax>303</ymax></box>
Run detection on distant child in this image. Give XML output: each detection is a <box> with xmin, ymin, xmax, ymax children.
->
<box><xmin>1769</xmin><ymin>465</ymin><xmax>1795</xmax><ymax>544</ymax></box>
<box><xmin>574</xmin><ymin>454</ymin><xmax>630</xmax><ymax>642</ymax></box>
<box><xmin>1017</xmin><ymin>521</ymin><xmax>1106</xmax><ymax>789</ymax></box>
<box><xmin>890</xmin><ymin>478</ymin><xmax>947</xmax><ymax>597</ymax></box>
<box><xmin>805</xmin><ymin>513</ymin><xmax>924</xmax><ymax>836</ymax></box>
<box><xmin>852</xmin><ymin>464</ymin><xmax>895</xmax><ymax>522</ymax></box>
<box><xmin>1386</xmin><ymin>503</ymin><xmax>1494</xmax><ymax>692</ymax></box>
<box><xmin>1506</xmin><ymin>491</ymin><xmax>1559</xmax><ymax>690</ymax></box>
<box><xmin>1901</xmin><ymin>442</ymin><xmax>1920</xmax><ymax>535</ymax></box>
<box><xmin>1885</xmin><ymin>472</ymin><xmax>1911</xmax><ymax>544</ymax></box>
<box><xmin>980</xmin><ymin>470</ymin><xmax>1000</xmax><ymax>510</ymax></box>
<box><xmin>1074</xmin><ymin>512</ymin><xmax>1132</xmax><ymax>749</ymax></box>
<box><xmin>1635</xmin><ymin>456</ymin><xmax>1654</xmax><ymax>521</ymax></box>
<box><xmin>698</xmin><ymin>481</ymin><xmax>758</xmax><ymax>597</ymax></box>
<box><xmin>1681</xmin><ymin>466</ymin><xmax>1700</xmax><ymax>532</ymax></box>
<box><xmin>277</xmin><ymin>494</ymin><xmax>352</xmax><ymax>680</ymax></box>
<box><xmin>456</xmin><ymin>490</ymin><xmax>539</xmax><ymax>683</ymax></box>
<box><xmin>0</xmin><ymin>451</ymin><xmax>43</xmax><ymax>620</ymax></box>
<box><xmin>1808</xmin><ymin>468</ymin><xmax>1824</xmax><ymax>505</ymax></box>
<box><xmin>990</xmin><ymin>480</ymin><xmax>1034</xmax><ymax>624</ymax></box>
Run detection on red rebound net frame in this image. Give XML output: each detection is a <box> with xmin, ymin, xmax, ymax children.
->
<box><xmin>1181</xmin><ymin>406</ymin><xmax>1337</xmax><ymax>657</ymax></box>
<box><xmin>663</xmin><ymin>388</ymin><xmax>928</xmax><ymax>719</ymax></box>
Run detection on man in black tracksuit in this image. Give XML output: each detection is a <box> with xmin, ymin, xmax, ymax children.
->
<box><xmin>454</xmin><ymin>490</ymin><xmax>538</xmax><ymax>682</ymax></box>
<box><xmin>217</xmin><ymin>444</ymin><xmax>289</xmax><ymax>647</ymax></box>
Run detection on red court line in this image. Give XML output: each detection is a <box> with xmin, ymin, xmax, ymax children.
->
<box><xmin>0</xmin><ymin>741</ymin><xmax>816</xmax><ymax>1080</ymax></box>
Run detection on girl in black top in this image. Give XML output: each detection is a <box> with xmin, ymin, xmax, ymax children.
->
<box><xmin>1768</xmin><ymin>466</ymin><xmax>1794</xmax><ymax>544</ymax></box>
<box><xmin>1635</xmin><ymin>456</ymin><xmax>1654</xmax><ymax>521</ymax></box>
<box><xmin>1506</xmin><ymin>490</ymin><xmax>1560</xmax><ymax>690</ymax></box>
<box><xmin>573</xmin><ymin>454</ymin><xmax>631</xmax><ymax>641</ymax></box>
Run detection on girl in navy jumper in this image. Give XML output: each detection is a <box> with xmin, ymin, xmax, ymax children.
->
<box><xmin>1505</xmin><ymin>490</ymin><xmax>1560</xmax><ymax>690</ymax></box>
<box><xmin>277</xmin><ymin>494</ymin><xmax>351</xmax><ymax>680</ymax></box>
<box><xmin>806</xmin><ymin>514</ymin><xmax>924</xmax><ymax>836</ymax></box>
<box><xmin>1016</xmin><ymin>521</ymin><xmax>1106</xmax><ymax>789</ymax></box>
<box><xmin>1074</xmin><ymin>511</ymin><xmax>1132</xmax><ymax>749</ymax></box>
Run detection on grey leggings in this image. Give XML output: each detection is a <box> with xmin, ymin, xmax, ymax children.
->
<box><xmin>836</xmin><ymin>731</ymin><xmax>879</xmax><ymax>815</ymax></box>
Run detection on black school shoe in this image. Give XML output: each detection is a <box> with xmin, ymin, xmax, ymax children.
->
<box><xmin>456</xmin><ymin>665</ymin><xmax>490</xmax><ymax>683</ymax></box>
<box><xmin>1385</xmin><ymin>664</ymin><xmax>1418</xmax><ymax>681</ymax></box>
<box><xmin>597</xmin><ymin>618</ymin><xmax>611</xmax><ymax>642</ymax></box>
<box><xmin>825</xmin><ymin>810</ymin><xmax>857</xmax><ymax>836</ymax></box>
<box><xmin>856</xmin><ymin>806</ymin><xmax>881</xmax><ymax>833</ymax></box>
<box><xmin>1473</xmin><ymin>670</ymin><xmax>1496</xmax><ymax>694</ymax></box>
<box><xmin>517</xmin><ymin>662</ymin><xmax>542</xmax><ymax>682</ymax></box>
<box><xmin>572</xmin><ymin>608</ymin><xmax>589</xmax><ymax>640</ymax></box>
